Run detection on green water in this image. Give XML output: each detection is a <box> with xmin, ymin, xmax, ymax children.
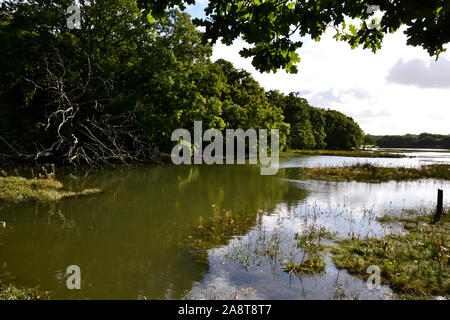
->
<box><xmin>0</xmin><ymin>164</ymin><xmax>305</xmax><ymax>299</ymax></box>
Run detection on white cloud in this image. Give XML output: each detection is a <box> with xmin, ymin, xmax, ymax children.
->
<box><xmin>211</xmin><ymin>28</ymin><xmax>450</xmax><ymax>135</ymax></box>
<box><xmin>386</xmin><ymin>57</ymin><xmax>450</xmax><ymax>89</ymax></box>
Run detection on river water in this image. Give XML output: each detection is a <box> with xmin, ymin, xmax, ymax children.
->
<box><xmin>0</xmin><ymin>150</ymin><xmax>448</xmax><ymax>299</ymax></box>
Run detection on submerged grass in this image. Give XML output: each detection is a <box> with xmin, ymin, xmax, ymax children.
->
<box><xmin>282</xmin><ymin>149</ymin><xmax>405</xmax><ymax>158</ymax></box>
<box><xmin>0</xmin><ymin>176</ymin><xmax>102</xmax><ymax>204</ymax></box>
<box><xmin>179</xmin><ymin>206</ymin><xmax>256</xmax><ymax>263</ymax></box>
<box><xmin>282</xmin><ymin>225</ymin><xmax>330</xmax><ymax>275</ymax></box>
<box><xmin>300</xmin><ymin>163</ymin><xmax>450</xmax><ymax>182</ymax></box>
<box><xmin>331</xmin><ymin>207</ymin><xmax>449</xmax><ymax>299</ymax></box>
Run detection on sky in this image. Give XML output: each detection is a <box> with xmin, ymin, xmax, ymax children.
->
<box><xmin>185</xmin><ymin>1</ymin><xmax>450</xmax><ymax>136</ymax></box>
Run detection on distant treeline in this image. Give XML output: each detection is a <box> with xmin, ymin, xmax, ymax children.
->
<box><xmin>372</xmin><ymin>134</ymin><xmax>450</xmax><ymax>149</ymax></box>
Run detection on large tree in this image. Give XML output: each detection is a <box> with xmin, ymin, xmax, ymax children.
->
<box><xmin>0</xmin><ymin>0</ymin><xmax>292</xmax><ymax>165</ymax></box>
<box><xmin>141</xmin><ymin>0</ymin><xmax>450</xmax><ymax>73</ymax></box>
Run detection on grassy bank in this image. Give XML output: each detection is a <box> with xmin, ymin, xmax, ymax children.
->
<box><xmin>300</xmin><ymin>163</ymin><xmax>450</xmax><ymax>182</ymax></box>
<box><xmin>331</xmin><ymin>207</ymin><xmax>449</xmax><ymax>299</ymax></box>
<box><xmin>0</xmin><ymin>176</ymin><xmax>102</xmax><ymax>204</ymax></box>
<box><xmin>282</xmin><ymin>149</ymin><xmax>405</xmax><ymax>158</ymax></box>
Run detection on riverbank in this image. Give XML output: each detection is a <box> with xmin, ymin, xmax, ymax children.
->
<box><xmin>331</xmin><ymin>207</ymin><xmax>449</xmax><ymax>299</ymax></box>
<box><xmin>299</xmin><ymin>163</ymin><xmax>450</xmax><ymax>182</ymax></box>
<box><xmin>281</xmin><ymin>149</ymin><xmax>406</xmax><ymax>158</ymax></box>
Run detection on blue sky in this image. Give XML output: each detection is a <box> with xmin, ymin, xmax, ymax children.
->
<box><xmin>185</xmin><ymin>1</ymin><xmax>207</xmax><ymax>19</ymax></box>
<box><xmin>184</xmin><ymin>1</ymin><xmax>450</xmax><ymax>135</ymax></box>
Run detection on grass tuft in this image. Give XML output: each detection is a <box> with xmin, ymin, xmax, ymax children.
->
<box><xmin>0</xmin><ymin>176</ymin><xmax>102</xmax><ymax>204</ymax></box>
<box><xmin>282</xmin><ymin>256</ymin><xmax>327</xmax><ymax>275</ymax></box>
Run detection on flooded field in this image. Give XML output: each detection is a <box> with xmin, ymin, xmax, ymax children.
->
<box><xmin>0</xmin><ymin>150</ymin><xmax>448</xmax><ymax>299</ymax></box>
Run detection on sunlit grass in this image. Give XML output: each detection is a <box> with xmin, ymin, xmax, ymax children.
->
<box><xmin>331</xmin><ymin>207</ymin><xmax>449</xmax><ymax>299</ymax></box>
<box><xmin>0</xmin><ymin>176</ymin><xmax>102</xmax><ymax>203</ymax></box>
<box><xmin>282</xmin><ymin>256</ymin><xmax>326</xmax><ymax>275</ymax></box>
<box><xmin>300</xmin><ymin>163</ymin><xmax>450</xmax><ymax>182</ymax></box>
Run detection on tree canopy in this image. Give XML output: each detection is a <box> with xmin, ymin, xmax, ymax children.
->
<box><xmin>141</xmin><ymin>0</ymin><xmax>450</xmax><ymax>73</ymax></box>
<box><xmin>267</xmin><ymin>91</ymin><xmax>364</xmax><ymax>150</ymax></box>
<box><xmin>1</xmin><ymin>0</ymin><xmax>368</xmax><ymax>167</ymax></box>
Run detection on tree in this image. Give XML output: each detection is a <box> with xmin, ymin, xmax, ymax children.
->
<box><xmin>141</xmin><ymin>0</ymin><xmax>450</xmax><ymax>73</ymax></box>
<box><xmin>323</xmin><ymin>110</ymin><xmax>364</xmax><ymax>150</ymax></box>
<box><xmin>308</xmin><ymin>107</ymin><xmax>327</xmax><ymax>150</ymax></box>
<box><xmin>362</xmin><ymin>134</ymin><xmax>376</xmax><ymax>149</ymax></box>
<box><xmin>0</xmin><ymin>0</ymin><xmax>160</xmax><ymax>165</ymax></box>
<box><xmin>277</xmin><ymin>93</ymin><xmax>315</xmax><ymax>149</ymax></box>
<box><xmin>1</xmin><ymin>0</ymin><xmax>372</xmax><ymax>167</ymax></box>
<box><xmin>267</xmin><ymin>91</ymin><xmax>329</xmax><ymax>150</ymax></box>
<box><xmin>216</xmin><ymin>60</ymin><xmax>289</xmax><ymax>150</ymax></box>
<box><xmin>0</xmin><ymin>1</ymin><xmax>292</xmax><ymax>164</ymax></box>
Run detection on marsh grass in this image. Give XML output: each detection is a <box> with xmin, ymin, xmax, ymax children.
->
<box><xmin>0</xmin><ymin>176</ymin><xmax>102</xmax><ymax>204</ymax></box>
<box><xmin>282</xmin><ymin>149</ymin><xmax>405</xmax><ymax>158</ymax></box>
<box><xmin>282</xmin><ymin>256</ymin><xmax>327</xmax><ymax>275</ymax></box>
<box><xmin>300</xmin><ymin>163</ymin><xmax>450</xmax><ymax>182</ymax></box>
<box><xmin>331</xmin><ymin>207</ymin><xmax>449</xmax><ymax>299</ymax></box>
<box><xmin>281</xmin><ymin>225</ymin><xmax>330</xmax><ymax>275</ymax></box>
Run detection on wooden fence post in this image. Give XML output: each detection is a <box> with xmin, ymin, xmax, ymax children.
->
<box><xmin>434</xmin><ymin>189</ymin><xmax>443</xmax><ymax>224</ymax></box>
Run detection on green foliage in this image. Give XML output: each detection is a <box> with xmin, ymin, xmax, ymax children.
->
<box><xmin>267</xmin><ymin>91</ymin><xmax>364</xmax><ymax>151</ymax></box>
<box><xmin>143</xmin><ymin>0</ymin><xmax>450</xmax><ymax>73</ymax></box>
<box><xmin>363</xmin><ymin>134</ymin><xmax>376</xmax><ymax>148</ymax></box>
<box><xmin>0</xmin><ymin>0</ymin><xmax>366</xmax><ymax>165</ymax></box>
<box><xmin>308</xmin><ymin>107</ymin><xmax>327</xmax><ymax>150</ymax></box>
<box><xmin>0</xmin><ymin>0</ymin><xmax>160</xmax><ymax>163</ymax></box>
<box><xmin>323</xmin><ymin>110</ymin><xmax>364</xmax><ymax>150</ymax></box>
